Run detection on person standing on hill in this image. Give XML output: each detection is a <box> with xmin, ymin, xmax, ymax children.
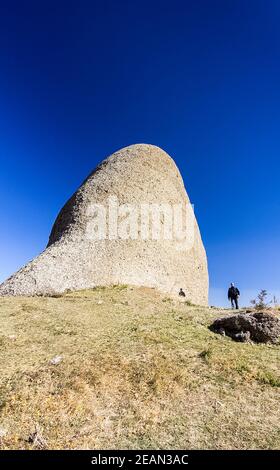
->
<box><xmin>228</xmin><ymin>283</ymin><xmax>240</xmax><ymax>309</ymax></box>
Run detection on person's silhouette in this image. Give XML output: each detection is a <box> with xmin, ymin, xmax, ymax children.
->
<box><xmin>179</xmin><ymin>288</ymin><xmax>186</xmax><ymax>297</ymax></box>
<box><xmin>228</xmin><ymin>283</ymin><xmax>240</xmax><ymax>309</ymax></box>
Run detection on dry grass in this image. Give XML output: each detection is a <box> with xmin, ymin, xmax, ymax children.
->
<box><xmin>0</xmin><ymin>286</ymin><xmax>279</xmax><ymax>450</ymax></box>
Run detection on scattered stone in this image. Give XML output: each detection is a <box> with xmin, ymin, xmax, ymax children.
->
<box><xmin>233</xmin><ymin>331</ymin><xmax>251</xmax><ymax>342</ymax></box>
<box><xmin>210</xmin><ymin>312</ymin><xmax>280</xmax><ymax>344</ymax></box>
<box><xmin>175</xmin><ymin>316</ymin><xmax>184</xmax><ymax>321</ymax></box>
<box><xmin>49</xmin><ymin>355</ymin><xmax>63</xmax><ymax>365</ymax></box>
<box><xmin>7</xmin><ymin>334</ymin><xmax>16</xmax><ymax>341</ymax></box>
<box><xmin>0</xmin><ymin>428</ymin><xmax>7</xmax><ymax>438</ymax></box>
<box><xmin>27</xmin><ymin>425</ymin><xmax>47</xmax><ymax>449</ymax></box>
<box><xmin>0</xmin><ymin>144</ymin><xmax>208</xmax><ymax>305</ymax></box>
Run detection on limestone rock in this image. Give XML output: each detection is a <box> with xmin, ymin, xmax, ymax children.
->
<box><xmin>210</xmin><ymin>312</ymin><xmax>280</xmax><ymax>343</ymax></box>
<box><xmin>49</xmin><ymin>355</ymin><xmax>63</xmax><ymax>365</ymax></box>
<box><xmin>0</xmin><ymin>144</ymin><xmax>208</xmax><ymax>304</ymax></box>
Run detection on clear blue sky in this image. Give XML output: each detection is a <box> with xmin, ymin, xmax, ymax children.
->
<box><xmin>0</xmin><ymin>0</ymin><xmax>279</xmax><ymax>306</ymax></box>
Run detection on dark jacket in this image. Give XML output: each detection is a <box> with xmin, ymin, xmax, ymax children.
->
<box><xmin>228</xmin><ymin>286</ymin><xmax>240</xmax><ymax>299</ymax></box>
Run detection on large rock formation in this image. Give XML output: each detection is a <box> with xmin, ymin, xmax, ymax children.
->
<box><xmin>0</xmin><ymin>144</ymin><xmax>208</xmax><ymax>304</ymax></box>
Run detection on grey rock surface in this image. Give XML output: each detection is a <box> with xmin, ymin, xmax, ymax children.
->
<box><xmin>0</xmin><ymin>144</ymin><xmax>208</xmax><ymax>304</ymax></box>
<box><xmin>210</xmin><ymin>312</ymin><xmax>280</xmax><ymax>343</ymax></box>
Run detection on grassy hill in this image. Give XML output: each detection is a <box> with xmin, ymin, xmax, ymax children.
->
<box><xmin>0</xmin><ymin>285</ymin><xmax>279</xmax><ymax>450</ymax></box>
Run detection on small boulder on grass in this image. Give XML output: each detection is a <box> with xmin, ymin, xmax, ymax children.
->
<box><xmin>210</xmin><ymin>312</ymin><xmax>280</xmax><ymax>344</ymax></box>
<box><xmin>49</xmin><ymin>355</ymin><xmax>63</xmax><ymax>365</ymax></box>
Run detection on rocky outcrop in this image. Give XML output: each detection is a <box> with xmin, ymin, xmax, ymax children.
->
<box><xmin>0</xmin><ymin>144</ymin><xmax>208</xmax><ymax>304</ymax></box>
<box><xmin>210</xmin><ymin>312</ymin><xmax>280</xmax><ymax>343</ymax></box>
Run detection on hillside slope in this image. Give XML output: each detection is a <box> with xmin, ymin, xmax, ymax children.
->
<box><xmin>0</xmin><ymin>286</ymin><xmax>279</xmax><ymax>450</ymax></box>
